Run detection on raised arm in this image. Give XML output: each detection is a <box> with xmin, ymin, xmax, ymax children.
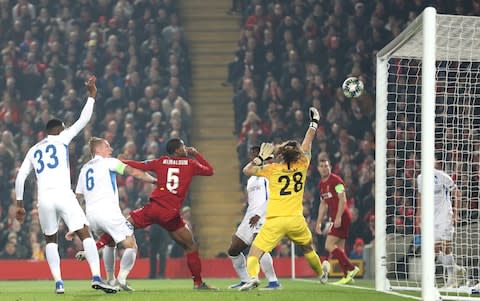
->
<box><xmin>243</xmin><ymin>143</ymin><xmax>275</xmax><ymax>176</ymax></box>
<box><xmin>60</xmin><ymin>76</ymin><xmax>97</xmax><ymax>143</ymax></box>
<box><xmin>15</xmin><ymin>153</ymin><xmax>34</xmax><ymax>223</ymax></box>
<box><xmin>301</xmin><ymin>107</ymin><xmax>319</xmax><ymax>153</ymax></box>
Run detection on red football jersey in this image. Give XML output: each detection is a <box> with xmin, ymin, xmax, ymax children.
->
<box><xmin>123</xmin><ymin>153</ymin><xmax>213</xmax><ymax>210</ymax></box>
<box><xmin>318</xmin><ymin>173</ymin><xmax>351</xmax><ymax>220</ymax></box>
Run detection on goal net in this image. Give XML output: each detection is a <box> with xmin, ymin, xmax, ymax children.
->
<box><xmin>376</xmin><ymin>8</ymin><xmax>480</xmax><ymax>301</ymax></box>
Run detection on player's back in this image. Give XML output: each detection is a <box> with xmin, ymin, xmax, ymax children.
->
<box><xmin>28</xmin><ymin>135</ymin><xmax>72</xmax><ymax>194</ymax></box>
<box><xmin>259</xmin><ymin>156</ymin><xmax>309</xmax><ymax>217</ymax></box>
<box><xmin>149</xmin><ymin>156</ymin><xmax>197</xmax><ymax>208</ymax></box>
<box><xmin>76</xmin><ymin>156</ymin><xmax>121</xmax><ymax>213</ymax></box>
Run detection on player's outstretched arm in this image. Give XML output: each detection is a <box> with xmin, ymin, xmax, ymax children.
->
<box><xmin>61</xmin><ymin>76</ymin><xmax>97</xmax><ymax>142</ymax></box>
<box><xmin>125</xmin><ymin>166</ymin><xmax>157</xmax><ymax>184</ymax></box>
<box><xmin>301</xmin><ymin>107</ymin><xmax>319</xmax><ymax>153</ymax></box>
<box><xmin>14</xmin><ymin>154</ymin><xmax>33</xmax><ymax>223</ymax></box>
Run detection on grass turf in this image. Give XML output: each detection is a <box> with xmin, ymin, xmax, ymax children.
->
<box><xmin>0</xmin><ymin>278</ymin><xmax>412</xmax><ymax>301</ymax></box>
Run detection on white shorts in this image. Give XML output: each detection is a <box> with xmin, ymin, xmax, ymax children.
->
<box><xmin>86</xmin><ymin>208</ymin><xmax>134</xmax><ymax>244</ymax></box>
<box><xmin>235</xmin><ymin>214</ymin><xmax>265</xmax><ymax>245</ymax></box>
<box><xmin>38</xmin><ymin>189</ymin><xmax>89</xmax><ymax>236</ymax></box>
<box><xmin>435</xmin><ymin>222</ymin><xmax>454</xmax><ymax>242</ymax></box>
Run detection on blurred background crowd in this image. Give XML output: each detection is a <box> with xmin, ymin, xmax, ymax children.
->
<box><xmin>0</xmin><ymin>0</ymin><xmax>475</xmax><ymax>277</ymax></box>
<box><xmin>0</xmin><ymin>0</ymin><xmax>192</xmax><ymax>278</ymax></box>
<box><xmin>227</xmin><ymin>0</ymin><xmax>478</xmax><ymax>258</ymax></box>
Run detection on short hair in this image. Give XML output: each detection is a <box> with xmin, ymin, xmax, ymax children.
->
<box><xmin>45</xmin><ymin>118</ymin><xmax>64</xmax><ymax>133</ymax></box>
<box><xmin>166</xmin><ymin>138</ymin><xmax>183</xmax><ymax>155</ymax></box>
<box><xmin>89</xmin><ymin>137</ymin><xmax>104</xmax><ymax>157</ymax></box>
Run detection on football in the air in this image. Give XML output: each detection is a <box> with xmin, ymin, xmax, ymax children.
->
<box><xmin>342</xmin><ymin>76</ymin><xmax>364</xmax><ymax>98</ymax></box>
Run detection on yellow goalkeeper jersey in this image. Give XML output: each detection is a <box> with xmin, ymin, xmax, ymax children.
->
<box><xmin>255</xmin><ymin>151</ymin><xmax>310</xmax><ymax>218</ymax></box>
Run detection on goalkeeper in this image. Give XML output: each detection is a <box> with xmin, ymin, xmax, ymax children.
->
<box><xmin>239</xmin><ymin>107</ymin><xmax>328</xmax><ymax>291</ymax></box>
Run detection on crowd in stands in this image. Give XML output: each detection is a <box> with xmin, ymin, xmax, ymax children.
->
<box><xmin>0</xmin><ymin>0</ymin><xmax>190</xmax><ymax>270</ymax></box>
<box><xmin>227</xmin><ymin>0</ymin><xmax>479</xmax><ymax>257</ymax></box>
<box><xmin>0</xmin><ymin>0</ymin><xmax>475</xmax><ymax>271</ymax></box>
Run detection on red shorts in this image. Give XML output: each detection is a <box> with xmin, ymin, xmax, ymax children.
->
<box><xmin>328</xmin><ymin>213</ymin><xmax>351</xmax><ymax>239</ymax></box>
<box><xmin>130</xmin><ymin>201</ymin><xmax>185</xmax><ymax>232</ymax></box>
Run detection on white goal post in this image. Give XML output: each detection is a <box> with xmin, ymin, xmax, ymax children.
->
<box><xmin>376</xmin><ymin>7</ymin><xmax>480</xmax><ymax>301</ymax></box>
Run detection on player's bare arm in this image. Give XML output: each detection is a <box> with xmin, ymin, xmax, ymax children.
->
<box><xmin>243</xmin><ymin>161</ymin><xmax>263</xmax><ymax>176</ymax></box>
<box><xmin>249</xmin><ymin>215</ymin><xmax>260</xmax><ymax>228</ymax></box>
<box><xmin>315</xmin><ymin>199</ymin><xmax>328</xmax><ymax>234</ymax></box>
<box><xmin>334</xmin><ymin>190</ymin><xmax>347</xmax><ymax>228</ymax></box>
<box><xmin>301</xmin><ymin>107</ymin><xmax>319</xmax><ymax>153</ymax></box>
<box><xmin>125</xmin><ymin>166</ymin><xmax>157</xmax><ymax>184</ymax></box>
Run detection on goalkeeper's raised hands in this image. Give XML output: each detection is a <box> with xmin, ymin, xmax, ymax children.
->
<box><xmin>309</xmin><ymin>107</ymin><xmax>319</xmax><ymax>130</ymax></box>
<box><xmin>252</xmin><ymin>142</ymin><xmax>275</xmax><ymax>166</ymax></box>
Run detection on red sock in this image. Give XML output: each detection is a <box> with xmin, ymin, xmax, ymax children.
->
<box><xmin>96</xmin><ymin>233</ymin><xmax>114</xmax><ymax>250</ymax></box>
<box><xmin>186</xmin><ymin>251</ymin><xmax>203</xmax><ymax>286</ymax></box>
<box><xmin>331</xmin><ymin>247</ymin><xmax>355</xmax><ymax>275</ymax></box>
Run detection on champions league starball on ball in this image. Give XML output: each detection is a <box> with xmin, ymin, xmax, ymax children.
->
<box><xmin>342</xmin><ymin>76</ymin><xmax>364</xmax><ymax>98</ymax></box>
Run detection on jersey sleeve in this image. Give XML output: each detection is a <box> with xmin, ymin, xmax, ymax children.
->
<box><xmin>107</xmin><ymin>158</ymin><xmax>127</xmax><ymax>175</ymax></box>
<box><xmin>75</xmin><ymin>168</ymin><xmax>85</xmax><ymax>195</ymax></box>
<box><xmin>191</xmin><ymin>153</ymin><xmax>214</xmax><ymax>176</ymax></box>
<box><xmin>123</xmin><ymin>159</ymin><xmax>156</xmax><ymax>171</ymax></box>
<box><xmin>15</xmin><ymin>149</ymin><xmax>34</xmax><ymax>200</ymax></box>
<box><xmin>59</xmin><ymin>97</ymin><xmax>95</xmax><ymax>144</ymax></box>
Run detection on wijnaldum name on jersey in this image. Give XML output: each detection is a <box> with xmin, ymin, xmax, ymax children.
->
<box><xmin>163</xmin><ymin>159</ymin><xmax>189</xmax><ymax>165</ymax></box>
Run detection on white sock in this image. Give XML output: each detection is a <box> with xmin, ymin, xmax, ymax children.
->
<box><xmin>442</xmin><ymin>253</ymin><xmax>455</xmax><ymax>277</ymax></box>
<box><xmin>260</xmin><ymin>252</ymin><xmax>278</xmax><ymax>282</ymax></box>
<box><xmin>46</xmin><ymin>243</ymin><xmax>62</xmax><ymax>281</ymax></box>
<box><xmin>117</xmin><ymin>248</ymin><xmax>137</xmax><ymax>284</ymax></box>
<box><xmin>229</xmin><ymin>253</ymin><xmax>249</xmax><ymax>282</ymax></box>
<box><xmin>83</xmin><ymin>237</ymin><xmax>101</xmax><ymax>277</ymax></box>
<box><xmin>103</xmin><ymin>246</ymin><xmax>116</xmax><ymax>282</ymax></box>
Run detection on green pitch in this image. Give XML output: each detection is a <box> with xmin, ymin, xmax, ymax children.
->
<box><xmin>0</xmin><ymin>279</ymin><xmax>411</xmax><ymax>301</ymax></box>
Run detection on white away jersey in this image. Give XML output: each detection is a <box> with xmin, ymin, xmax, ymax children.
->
<box><xmin>245</xmin><ymin>176</ymin><xmax>269</xmax><ymax>218</ymax></box>
<box><xmin>417</xmin><ymin>169</ymin><xmax>456</xmax><ymax>222</ymax></box>
<box><xmin>15</xmin><ymin>97</ymin><xmax>95</xmax><ymax>200</ymax></box>
<box><xmin>76</xmin><ymin>156</ymin><xmax>126</xmax><ymax>212</ymax></box>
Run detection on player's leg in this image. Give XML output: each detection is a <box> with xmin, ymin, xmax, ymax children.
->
<box><xmin>38</xmin><ymin>199</ymin><xmax>64</xmax><ymax>294</ymax></box>
<box><xmin>326</xmin><ymin>216</ymin><xmax>358</xmax><ymax>284</ymax></box>
<box><xmin>168</xmin><ymin>218</ymin><xmax>217</xmax><ymax>290</ymax></box>
<box><xmin>92</xmin><ymin>207</ymin><xmax>147</xmax><ymax>252</ymax></box>
<box><xmin>326</xmin><ymin>236</ymin><xmax>358</xmax><ymax>284</ymax></box>
<box><xmin>287</xmin><ymin>216</ymin><xmax>325</xmax><ymax>283</ymax></box>
<box><xmin>75</xmin><ymin>226</ymin><xmax>116</xmax><ymax>293</ymax></box>
<box><xmin>239</xmin><ymin>244</ymin><xmax>265</xmax><ymax>291</ymax></box>
<box><xmin>62</xmin><ymin>196</ymin><xmax>116</xmax><ymax>294</ymax></box>
<box><xmin>227</xmin><ymin>234</ymin><xmax>250</xmax><ymax>287</ymax></box>
<box><xmin>103</xmin><ymin>240</ymin><xmax>117</xmax><ymax>285</ymax></box>
<box><xmin>259</xmin><ymin>251</ymin><xmax>281</xmax><ymax>289</ymax></box>
<box><xmin>116</xmin><ymin>235</ymin><xmax>137</xmax><ymax>291</ymax></box>
<box><xmin>240</xmin><ymin>217</ymin><xmax>283</xmax><ymax>291</ymax></box>
<box><xmin>227</xmin><ymin>215</ymin><xmax>253</xmax><ymax>287</ymax></box>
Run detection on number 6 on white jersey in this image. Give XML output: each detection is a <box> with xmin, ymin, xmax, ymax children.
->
<box><xmin>166</xmin><ymin>167</ymin><xmax>179</xmax><ymax>194</ymax></box>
